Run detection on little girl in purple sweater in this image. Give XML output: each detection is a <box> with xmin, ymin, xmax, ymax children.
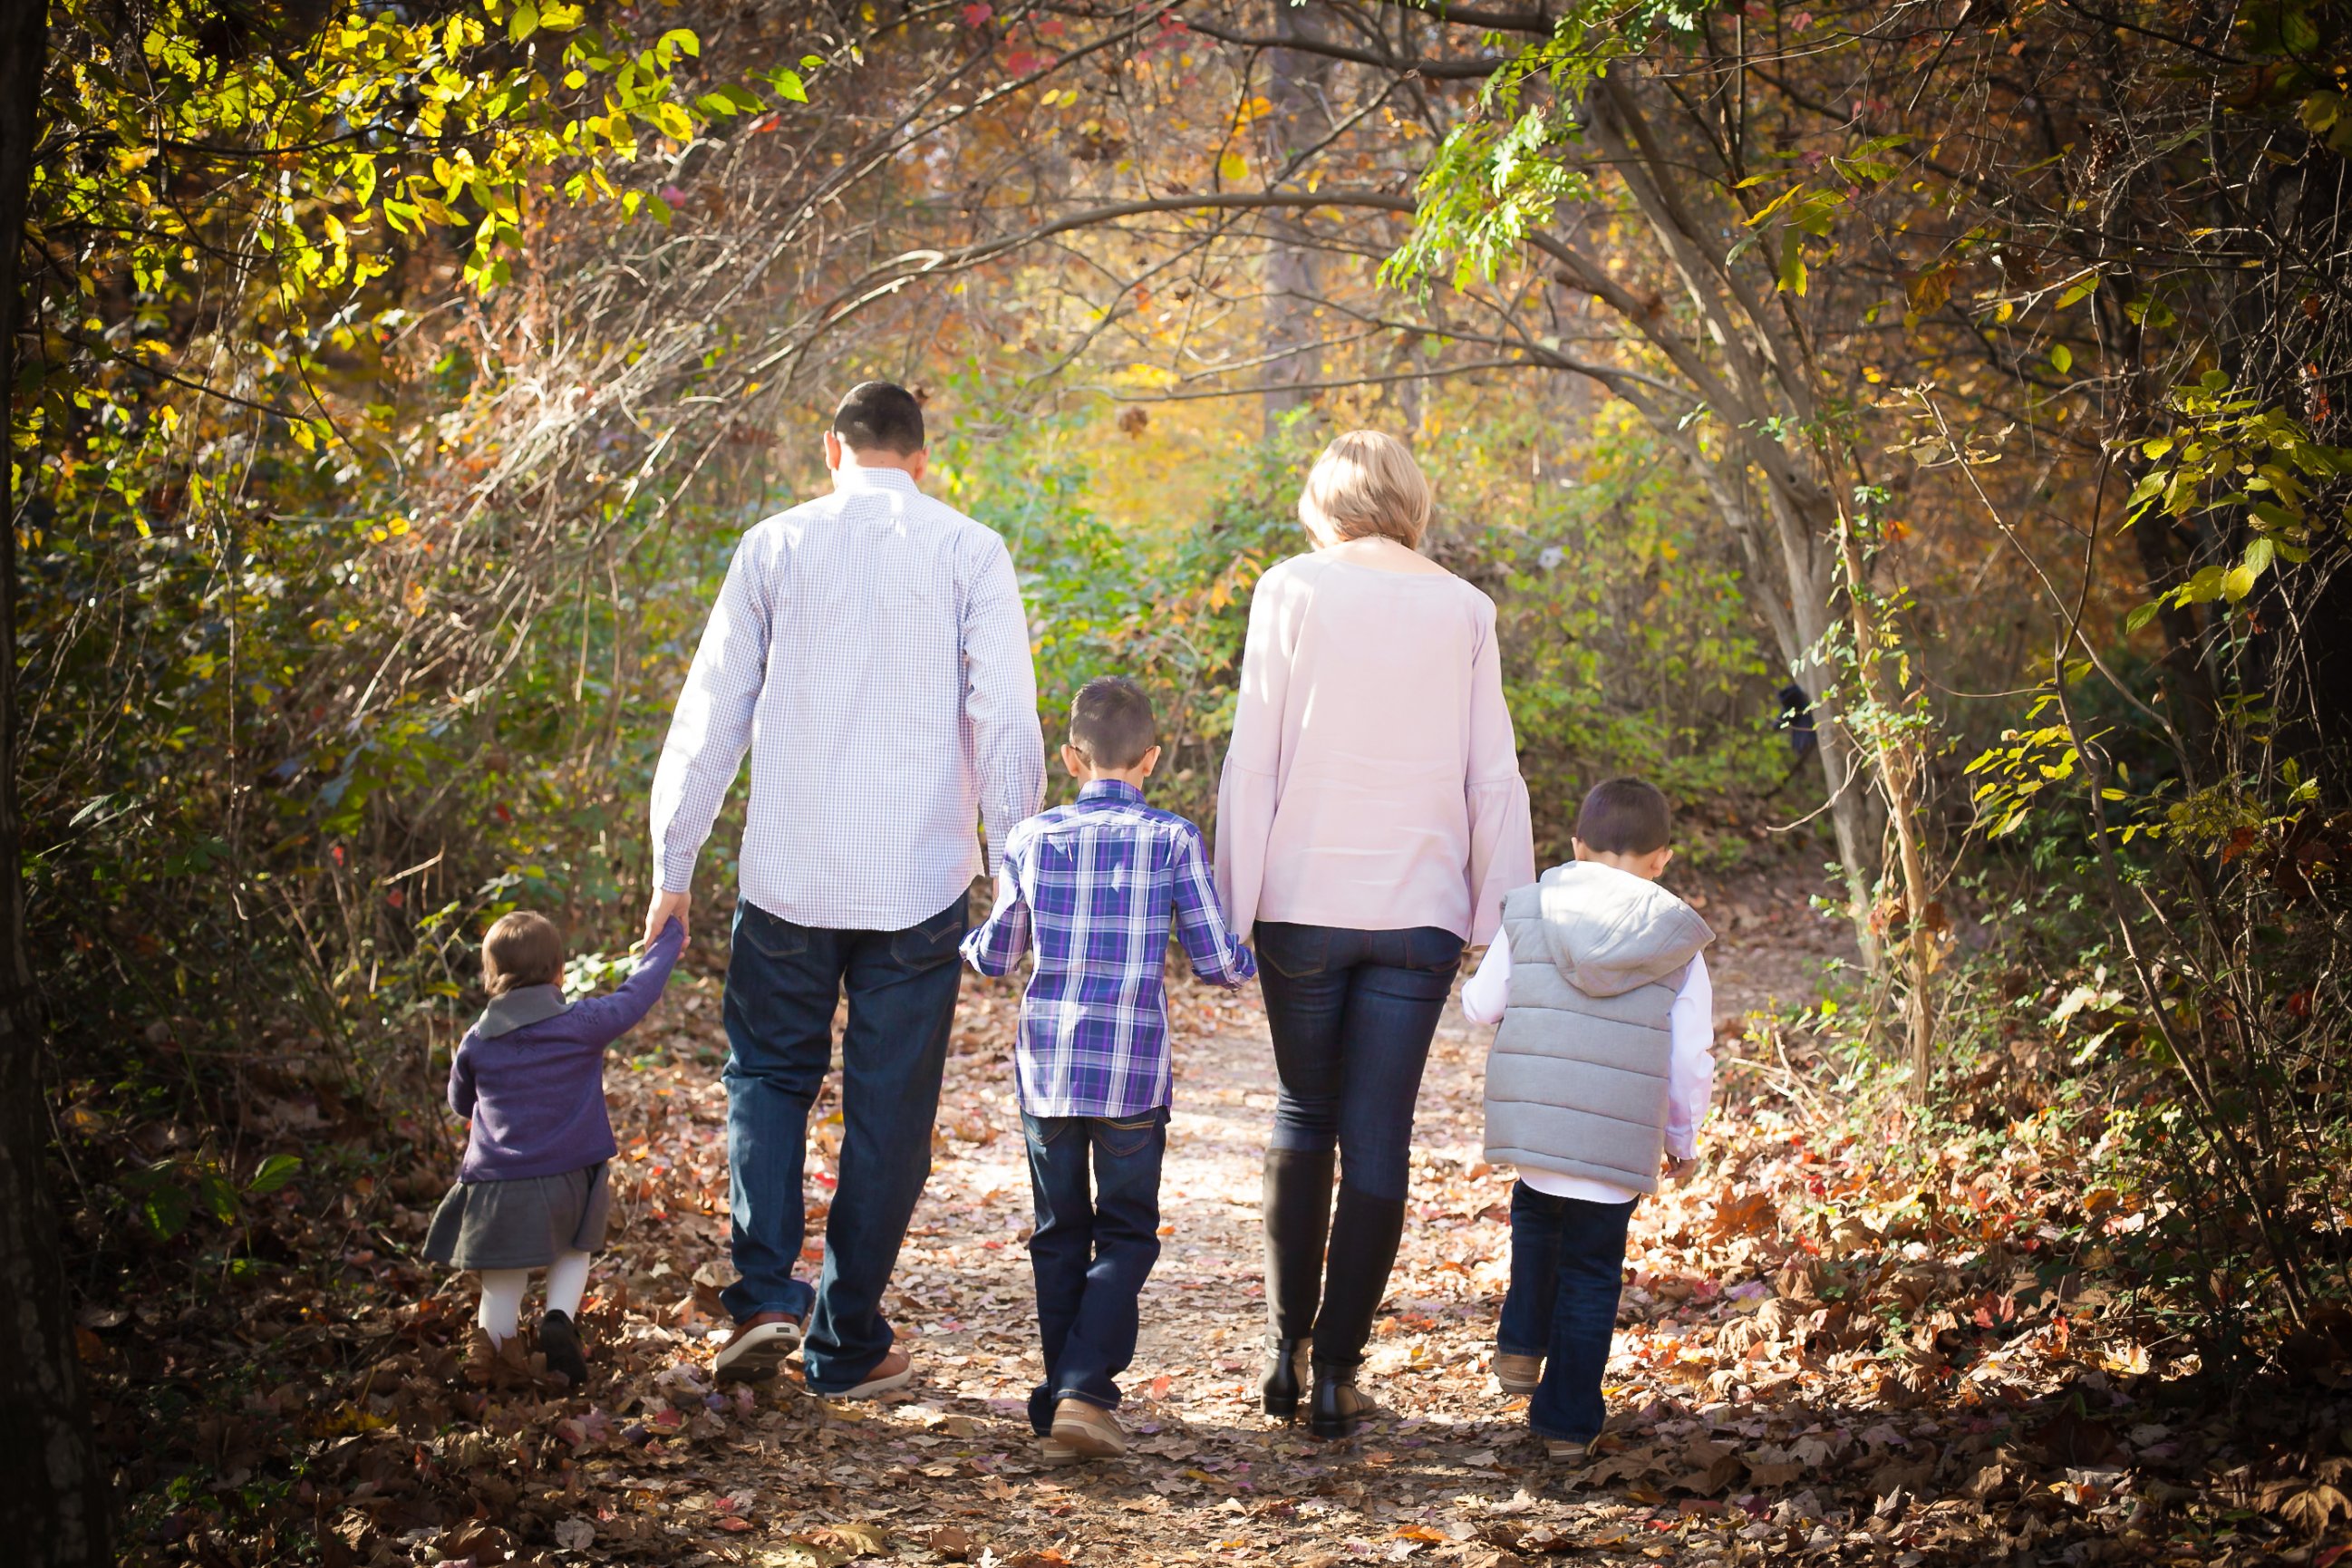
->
<box><xmin>424</xmin><ymin>910</ymin><xmax>684</xmax><ymax>1388</ymax></box>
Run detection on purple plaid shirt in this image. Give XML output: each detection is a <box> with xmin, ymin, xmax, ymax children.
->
<box><xmin>961</xmin><ymin>779</ymin><xmax>1255</xmax><ymax>1117</ymax></box>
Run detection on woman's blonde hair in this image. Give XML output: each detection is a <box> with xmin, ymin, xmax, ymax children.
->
<box><xmin>1298</xmin><ymin>430</ymin><xmax>1433</xmax><ymax>548</ymax></box>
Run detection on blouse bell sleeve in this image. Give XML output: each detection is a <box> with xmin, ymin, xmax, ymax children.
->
<box><xmin>1463</xmin><ymin>596</ymin><xmax>1536</xmax><ymax>946</ymax></box>
<box><xmin>1214</xmin><ymin>568</ymin><xmax>1295</xmax><ymax>940</ymax></box>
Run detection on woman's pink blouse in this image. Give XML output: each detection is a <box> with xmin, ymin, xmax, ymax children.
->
<box><xmin>1214</xmin><ymin>552</ymin><xmax>1536</xmax><ymax>945</ymax></box>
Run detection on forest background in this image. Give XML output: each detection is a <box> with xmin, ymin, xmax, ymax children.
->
<box><xmin>4</xmin><ymin>0</ymin><xmax>2349</xmax><ymax>1562</ymax></box>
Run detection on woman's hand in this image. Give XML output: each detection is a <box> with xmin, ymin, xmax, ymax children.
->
<box><xmin>1661</xmin><ymin>1153</ymin><xmax>1699</xmax><ymax>1186</ymax></box>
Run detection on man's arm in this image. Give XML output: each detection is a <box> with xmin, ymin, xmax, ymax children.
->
<box><xmin>961</xmin><ymin>531</ymin><xmax>1045</xmax><ymax>874</ymax></box>
<box><xmin>1168</xmin><ymin>823</ymin><xmax>1255</xmax><ymax>987</ymax></box>
<box><xmin>644</xmin><ymin>530</ymin><xmax>773</xmax><ymax>944</ymax></box>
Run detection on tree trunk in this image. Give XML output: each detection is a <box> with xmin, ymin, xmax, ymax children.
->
<box><xmin>0</xmin><ymin>3</ymin><xmax>111</xmax><ymax>1562</ymax></box>
<box><xmin>1261</xmin><ymin>2</ymin><xmax>1328</xmax><ymax>440</ymax></box>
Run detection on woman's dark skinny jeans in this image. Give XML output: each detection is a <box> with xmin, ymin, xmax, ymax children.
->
<box><xmin>1256</xmin><ymin>922</ymin><xmax>1465</xmax><ymax>1203</ymax></box>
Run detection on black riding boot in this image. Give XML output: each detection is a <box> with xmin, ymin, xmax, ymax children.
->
<box><xmin>1308</xmin><ymin>1185</ymin><xmax>1406</xmax><ymax>1438</ymax></box>
<box><xmin>1260</xmin><ymin>1147</ymin><xmax>1335</xmax><ymax>1418</ymax></box>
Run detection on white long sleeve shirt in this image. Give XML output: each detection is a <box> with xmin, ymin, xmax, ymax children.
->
<box><xmin>1462</xmin><ymin>941</ymin><xmax>1714</xmax><ymax>1205</ymax></box>
<box><xmin>647</xmin><ymin>462</ymin><xmax>1045</xmax><ymax>930</ymax></box>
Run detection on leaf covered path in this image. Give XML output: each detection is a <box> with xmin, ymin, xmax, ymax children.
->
<box><xmin>116</xmin><ymin>882</ymin><xmax>2352</xmax><ymax>1567</ymax></box>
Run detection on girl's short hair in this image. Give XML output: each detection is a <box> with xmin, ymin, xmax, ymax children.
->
<box><xmin>1299</xmin><ymin>430</ymin><xmax>1433</xmax><ymax>548</ymax></box>
<box><xmin>483</xmin><ymin>911</ymin><xmax>565</xmax><ymax>996</ymax></box>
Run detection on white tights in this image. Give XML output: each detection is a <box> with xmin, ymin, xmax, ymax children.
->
<box><xmin>475</xmin><ymin>1249</ymin><xmax>592</xmax><ymax>1345</ymax></box>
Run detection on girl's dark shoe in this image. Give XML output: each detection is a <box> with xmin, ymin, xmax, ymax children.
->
<box><xmin>1308</xmin><ymin>1365</ymin><xmax>1375</xmax><ymax>1439</ymax></box>
<box><xmin>539</xmin><ymin>1310</ymin><xmax>590</xmax><ymax>1389</ymax></box>
<box><xmin>1262</xmin><ymin>1336</ymin><xmax>1309</xmax><ymax>1418</ymax></box>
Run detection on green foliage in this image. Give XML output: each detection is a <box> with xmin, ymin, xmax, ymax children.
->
<box><xmin>2123</xmin><ymin>381</ymin><xmax>2352</xmax><ymax>624</ymax></box>
<box><xmin>22</xmin><ymin>0</ymin><xmax>793</xmax><ymax>1292</ymax></box>
<box><xmin>1383</xmin><ymin>0</ymin><xmax>1697</xmax><ymax>291</ymax></box>
<box><xmin>1434</xmin><ymin>402</ymin><xmax>1786</xmax><ymax>857</ymax></box>
<box><xmin>934</xmin><ymin>388</ymin><xmax>1298</xmax><ymax>828</ymax></box>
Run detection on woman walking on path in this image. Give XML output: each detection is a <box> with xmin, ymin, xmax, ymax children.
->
<box><xmin>1215</xmin><ymin>431</ymin><xmax>1535</xmax><ymax>1437</ymax></box>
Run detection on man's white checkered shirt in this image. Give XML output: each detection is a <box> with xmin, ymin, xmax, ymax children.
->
<box><xmin>647</xmin><ymin>462</ymin><xmax>1045</xmax><ymax>931</ymax></box>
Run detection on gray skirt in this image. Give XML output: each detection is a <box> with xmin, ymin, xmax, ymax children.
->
<box><xmin>423</xmin><ymin>1161</ymin><xmax>611</xmax><ymax>1271</ymax></box>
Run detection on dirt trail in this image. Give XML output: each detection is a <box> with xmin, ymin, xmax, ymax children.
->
<box><xmin>583</xmin><ymin>889</ymin><xmax>1857</xmax><ymax>1566</ymax></box>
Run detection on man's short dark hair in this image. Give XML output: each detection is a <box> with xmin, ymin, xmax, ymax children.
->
<box><xmin>1069</xmin><ymin>677</ymin><xmax>1157</xmax><ymax>770</ymax></box>
<box><xmin>832</xmin><ymin>381</ymin><xmax>925</xmax><ymax>456</ymax></box>
<box><xmin>1574</xmin><ymin>777</ymin><xmax>1672</xmax><ymax>856</ymax></box>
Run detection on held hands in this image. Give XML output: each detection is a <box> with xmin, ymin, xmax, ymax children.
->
<box><xmin>643</xmin><ymin>888</ymin><xmax>691</xmax><ymax>951</ymax></box>
<box><xmin>1661</xmin><ymin>1152</ymin><xmax>1699</xmax><ymax>1186</ymax></box>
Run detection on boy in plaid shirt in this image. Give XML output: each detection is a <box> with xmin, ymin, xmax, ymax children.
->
<box><xmin>962</xmin><ymin>677</ymin><xmax>1255</xmax><ymax>1463</ymax></box>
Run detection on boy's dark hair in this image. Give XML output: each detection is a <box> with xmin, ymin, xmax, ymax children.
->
<box><xmin>1068</xmin><ymin>677</ymin><xmax>1157</xmax><ymax>770</ymax></box>
<box><xmin>1573</xmin><ymin>777</ymin><xmax>1672</xmax><ymax>856</ymax></box>
<box><xmin>483</xmin><ymin>911</ymin><xmax>565</xmax><ymax>996</ymax></box>
<box><xmin>831</xmin><ymin>381</ymin><xmax>925</xmax><ymax>456</ymax></box>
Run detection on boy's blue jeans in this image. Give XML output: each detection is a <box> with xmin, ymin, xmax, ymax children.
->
<box><xmin>1497</xmin><ymin>1179</ymin><xmax>1639</xmax><ymax>1443</ymax></box>
<box><xmin>1021</xmin><ymin>1107</ymin><xmax>1167</xmax><ymax>1435</ymax></box>
<box><xmin>719</xmin><ymin>896</ymin><xmax>966</xmax><ymax>1393</ymax></box>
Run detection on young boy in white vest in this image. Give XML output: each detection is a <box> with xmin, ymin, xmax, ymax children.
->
<box><xmin>1460</xmin><ymin>777</ymin><xmax>1715</xmax><ymax>1463</ymax></box>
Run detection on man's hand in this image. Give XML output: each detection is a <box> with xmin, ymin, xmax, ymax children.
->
<box><xmin>1661</xmin><ymin>1153</ymin><xmax>1699</xmax><ymax>1186</ymax></box>
<box><xmin>644</xmin><ymin>888</ymin><xmax>691</xmax><ymax>950</ymax></box>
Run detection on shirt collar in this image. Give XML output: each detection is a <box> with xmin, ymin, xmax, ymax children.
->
<box><xmin>476</xmin><ymin>983</ymin><xmax>571</xmax><ymax>1038</ymax></box>
<box><xmin>830</xmin><ymin>461</ymin><xmax>921</xmax><ymax>497</ymax></box>
<box><xmin>1078</xmin><ymin>779</ymin><xmax>1147</xmax><ymax>806</ymax></box>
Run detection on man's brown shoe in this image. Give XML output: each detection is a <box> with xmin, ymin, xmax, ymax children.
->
<box><xmin>713</xmin><ymin>1311</ymin><xmax>803</xmax><ymax>1384</ymax></box>
<box><xmin>827</xmin><ymin>1346</ymin><xmax>915</xmax><ymax>1399</ymax></box>
<box><xmin>1049</xmin><ymin>1397</ymin><xmax>1127</xmax><ymax>1458</ymax></box>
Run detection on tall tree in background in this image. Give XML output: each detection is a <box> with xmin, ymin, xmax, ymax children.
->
<box><xmin>0</xmin><ymin>0</ymin><xmax>112</xmax><ymax>1557</ymax></box>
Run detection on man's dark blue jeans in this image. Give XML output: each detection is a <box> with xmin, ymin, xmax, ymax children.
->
<box><xmin>1497</xmin><ymin>1179</ymin><xmax>1638</xmax><ymax>1443</ymax></box>
<box><xmin>720</xmin><ymin>895</ymin><xmax>966</xmax><ymax>1393</ymax></box>
<box><xmin>1254</xmin><ymin>922</ymin><xmax>1464</xmax><ymax>1202</ymax></box>
<box><xmin>1021</xmin><ymin>1107</ymin><xmax>1167</xmax><ymax>1435</ymax></box>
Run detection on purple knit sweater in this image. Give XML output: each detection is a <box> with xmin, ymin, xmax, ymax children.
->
<box><xmin>448</xmin><ymin>919</ymin><xmax>684</xmax><ymax>1182</ymax></box>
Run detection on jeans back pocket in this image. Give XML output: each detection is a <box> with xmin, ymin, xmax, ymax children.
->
<box><xmin>1253</xmin><ymin>922</ymin><xmax>1330</xmax><ymax>979</ymax></box>
<box><xmin>889</xmin><ymin>898</ymin><xmax>969</xmax><ymax>970</ymax></box>
<box><xmin>1094</xmin><ymin>1108</ymin><xmax>1168</xmax><ymax>1160</ymax></box>
<box><xmin>734</xmin><ymin>900</ymin><xmax>809</xmax><ymax>961</ymax></box>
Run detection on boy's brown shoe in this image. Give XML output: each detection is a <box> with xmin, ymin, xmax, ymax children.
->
<box><xmin>828</xmin><ymin>1346</ymin><xmax>915</xmax><ymax>1399</ymax></box>
<box><xmin>1049</xmin><ymin>1398</ymin><xmax>1128</xmax><ymax>1458</ymax></box>
<box><xmin>1545</xmin><ymin>1438</ymin><xmax>1590</xmax><ymax>1465</ymax></box>
<box><xmin>1037</xmin><ymin>1437</ymin><xmax>1082</xmax><ymax>1466</ymax></box>
<box><xmin>713</xmin><ymin>1310</ymin><xmax>803</xmax><ymax>1384</ymax></box>
<box><xmin>1493</xmin><ymin>1352</ymin><xmax>1542</xmax><ymax>1395</ymax></box>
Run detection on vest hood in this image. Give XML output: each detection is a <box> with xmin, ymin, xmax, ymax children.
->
<box><xmin>1533</xmin><ymin>861</ymin><xmax>1714</xmax><ymax>998</ymax></box>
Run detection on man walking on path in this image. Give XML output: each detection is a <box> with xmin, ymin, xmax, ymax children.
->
<box><xmin>644</xmin><ymin>382</ymin><xmax>1044</xmax><ymax>1396</ymax></box>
